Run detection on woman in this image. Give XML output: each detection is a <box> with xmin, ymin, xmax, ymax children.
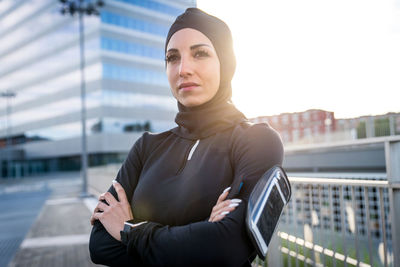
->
<box><xmin>89</xmin><ymin>8</ymin><xmax>283</xmax><ymax>267</ymax></box>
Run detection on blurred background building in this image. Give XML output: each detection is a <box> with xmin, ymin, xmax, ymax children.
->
<box><xmin>0</xmin><ymin>0</ymin><xmax>196</xmax><ymax>178</ymax></box>
<box><xmin>252</xmin><ymin>109</ymin><xmax>336</xmax><ymax>144</ymax></box>
<box><xmin>252</xmin><ymin>110</ymin><xmax>400</xmax><ymax>146</ymax></box>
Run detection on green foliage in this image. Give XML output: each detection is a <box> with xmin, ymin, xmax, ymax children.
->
<box><xmin>374</xmin><ymin>118</ymin><xmax>390</xmax><ymax>137</ymax></box>
<box><xmin>357</xmin><ymin>121</ymin><xmax>366</xmax><ymax>139</ymax></box>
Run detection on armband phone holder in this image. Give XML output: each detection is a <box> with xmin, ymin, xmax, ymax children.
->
<box><xmin>246</xmin><ymin>165</ymin><xmax>291</xmax><ymax>260</ymax></box>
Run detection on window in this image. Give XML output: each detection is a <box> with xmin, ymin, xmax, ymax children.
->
<box><xmin>102</xmin><ymin>63</ymin><xmax>168</xmax><ymax>86</ymax></box>
<box><xmin>113</xmin><ymin>0</ymin><xmax>184</xmax><ymax>16</ymax></box>
<box><xmin>101</xmin><ymin>11</ymin><xmax>169</xmax><ymax>37</ymax></box>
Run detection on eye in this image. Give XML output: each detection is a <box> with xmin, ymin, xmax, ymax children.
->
<box><xmin>165</xmin><ymin>54</ymin><xmax>179</xmax><ymax>63</ymax></box>
<box><xmin>193</xmin><ymin>50</ymin><xmax>210</xmax><ymax>58</ymax></box>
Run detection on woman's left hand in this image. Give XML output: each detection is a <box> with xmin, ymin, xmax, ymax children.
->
<box><xmin>208</xmin><ymin>187</ymin><xmax>241</xmax><ymax>222</ymax></box>
<box><xmin>91</xmin><ymin>180</ymin><xmax>133</xmax><ymax>241</ymax></box>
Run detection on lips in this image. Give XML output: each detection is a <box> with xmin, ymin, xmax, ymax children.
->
<box><xmin>178</xmin><ymin>82</ymin><xmax>199</xmax><ymax>91</ymax></box>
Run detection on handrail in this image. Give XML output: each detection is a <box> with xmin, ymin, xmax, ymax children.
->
<box><xmin>289</xmin><ymin>176</ymin><xmax>400</xmax><ymax>188</ymax></box>
<box><xmin>266</xmin><ymin>175</ymin><xmax>398</xmax><ymax>267</ymax></box>
<box><xmin>285</xmin><ymin>135</ymin><xmax>400</xmax><ymax>152</ymax></box>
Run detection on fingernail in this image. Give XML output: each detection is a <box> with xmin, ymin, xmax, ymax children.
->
<box><xmin>223</xmin><ymin>187</ymin><xmax>231</xmax><ymax>193</ymax></box>
<box><xmin>112</xmin><ymin>179</ymin><xmax>118</xmax><ymax>184</ymax></box>
<box><xmin>229</xmin><ymin>203</ymin><xmax>239</xmax><ymax>208</ymax></box>
<box><xmin>231</xmin><ymin>199</ymin><xmax>242</xmax><ymax>203</ymax></box>
<box><xmin>220</xmin><ymin>211</ymin><xmax>230</xmax><ymax>216</ymax></box>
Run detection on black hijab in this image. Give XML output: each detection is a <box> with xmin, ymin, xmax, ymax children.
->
<box><xmin>166</xmin><ymin>8</ymin><xmax>247</xmax><ymax>140</ymax></box>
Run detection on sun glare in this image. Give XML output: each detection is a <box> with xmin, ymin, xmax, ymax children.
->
<box><xmin>198</xmin><ymin>0</ymin><xmax>400</xmax><ymax>119</ymax></box>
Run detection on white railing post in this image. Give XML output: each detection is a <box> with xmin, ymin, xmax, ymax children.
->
<box><xmin>267</xmin><ymin>231</ymin><xmax>283</xmax><ymax>266</ymax></box>
<box><xmin>385</xmin><ymin>140</ymin><xmax>400</xmax><ymax>266</ymax></box>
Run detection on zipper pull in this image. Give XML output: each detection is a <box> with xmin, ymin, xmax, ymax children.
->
<box><xmin>187</xmin><ymin>139</ymin><xmax>200</xmax><ymax>160</ymax></box>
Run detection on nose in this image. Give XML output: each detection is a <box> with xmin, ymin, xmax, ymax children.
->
<box><xmin>178</xmin><ymin>55</ymin><xmax>193</xmax><ymax>77</ymax></box>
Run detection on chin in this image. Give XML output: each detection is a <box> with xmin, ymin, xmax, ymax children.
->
<box><xmin>181</xmin><ymin>102</ymin><xmax>199</xmax><ymax>108</ymax></box>
<box><xmin>180</xmin><ymin>98</ymin><xmax>205</xmax><ymax>107</ymax></box>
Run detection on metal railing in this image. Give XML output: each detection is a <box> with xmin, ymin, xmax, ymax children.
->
<box><xmin>255</xmin><ymin>138</ymin><xmax>400</xmax><ymax>267</ymax></box>
<box><xmin>257</xmin><ymin>177</ymin><xmax>397</xmax><ymax>267</ymax></box>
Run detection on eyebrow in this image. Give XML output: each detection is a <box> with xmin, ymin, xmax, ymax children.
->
<box><xmin>190</xmin><ymin>43</ymin><xmax>211</xmax><ymax>50</ymax></box>
<box><xmin>166</xmin><ymin>43</ymin><xmax>211</xmax><ymax>53</ymax></box>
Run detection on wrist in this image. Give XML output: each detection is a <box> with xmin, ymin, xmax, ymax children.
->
<box><xmin>120</xmin><ymin>219</ymin><xmax>148</xmax><ymax>245</ymax></box>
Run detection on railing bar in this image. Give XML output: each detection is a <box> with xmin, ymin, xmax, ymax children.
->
<box><xmin>364</xmin><ymin>187</ymin><xmax>373</xmax><ymax>267</ymax></box>
<box><xmin>286</xmin><ymin>201</ymin><xmax>291</xmax><ymax>267</ymax></box>
<box><xmin>329</xmin><ymin>185</ymin><xmax>336</xmax><ymax>267</ymax></box>
<box><xmin>351</xmin><ymin>186</ymin><xmax>360</xmax><ymax>267</ymax></box>
<box><xmin>300</xmin><ymin>183</ymin><xmax>306</xmax><ymax>264</ymax></box>
<box><xmin>388</xmin><ymin>187</ymin><xmax>399</xmax><ymax>267</ymax></box>
<box><xmin>318</xmin><ymin>185</ymin><xmax>326</xmax><ymax>267</ymax></box>
<box><xmin>308</xmin><ymin>185</ymin><xmax>316</xmax><ymax>265</ymax></box>
<box><xmin>339</xmin><ymin>185</ymin><xmax>348</xmax><ymax>267</ymax></box>
<box><xmin>284</xmin><ymin>135</ymin><xmax>400</xmax><ymax>151</ymax></box>
<box><xmin>279</xmin><ymin>176</ymin><xmax>395</xmax><ymax>267</ymax></box>
<box><xmin>379</xmin><ymin>188</ymin><xmax>388</xmax><ymax>267</ymax></box>
<box><xmin>292</xmin><ymin>185</ymin><xmax>299</xmax><ymax>267</ymax></box>
<box><xmin>289</xmin><ymin>177</ymin><xmax>389</xmax><ymax>187</ymax></box>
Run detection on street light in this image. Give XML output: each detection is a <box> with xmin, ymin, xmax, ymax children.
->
<box><xmin>59</xmin><ymin>0</ymin><xmax>104</xmax><ymax>197</ymax></box>
<box><xmin>1</xmin><ymin>90</ymin><xmax>16</xmax><ymax>178</ymax></box>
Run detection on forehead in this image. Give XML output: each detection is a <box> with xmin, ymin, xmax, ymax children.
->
<box><xmin>166</xmin><ymin>28</ymin><xmax>215</xmax><ymax>51</ymax></box>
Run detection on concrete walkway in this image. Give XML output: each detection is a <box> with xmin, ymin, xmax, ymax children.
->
<box><xmin>4</xmin><ymin>174</ymin><xmax>103</xmax><ymax>267</ymax></box>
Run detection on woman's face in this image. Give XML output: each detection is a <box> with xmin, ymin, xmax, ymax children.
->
<box><xmin>166</xmin><ymin>28</ymin><xmax>220</xmax><ymax>107</ymax></box>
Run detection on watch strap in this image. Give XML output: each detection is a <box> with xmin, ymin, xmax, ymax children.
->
<box><xmin>120</xmin><ymin>219</ymin><xmax>148</xmax><ymax>245</ymax></box>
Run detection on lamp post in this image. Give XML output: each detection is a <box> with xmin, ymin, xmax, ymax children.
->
<box><xmin>59</xmin><ymin>0</ymin><xmax>104</xmax><ymax>197</ymax></box>
<box><xmin>1</xmin><ymin>90</ymin><xmax>16</xmax><ymax>178</ymax></box>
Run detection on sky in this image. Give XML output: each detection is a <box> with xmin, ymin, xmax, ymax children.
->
<box><xmin>197</xmin><ymin>0</ymin><xmax>400</xmax><ymax>119</ymax></box>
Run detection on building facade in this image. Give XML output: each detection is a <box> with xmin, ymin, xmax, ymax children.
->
<box><xmin>0</xmin><ymin>0</ymin><xmax>196</xmax><ymax>178</ymax></box>
<box><xmin>336</xmin><ymin>112</ymin><xmax>400</xmax><ymax>139</ymax></box>
<box><xmin>251</xmin><ymin>109</ymin><xmax>336</xmax><ymax>144</ymax></box>
<box><xmin>252</xmin><ymin>109</ymin><xmax>400</xmax><ymax>145</ymax></box>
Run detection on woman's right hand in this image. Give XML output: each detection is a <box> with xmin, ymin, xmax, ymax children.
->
<box><xmin>208</xmin><ymin>187</ymin><xmax>242</xmax><ymax>222</ymax></box>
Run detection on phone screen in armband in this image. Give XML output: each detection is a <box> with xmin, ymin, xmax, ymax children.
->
<box><xmin>256</xmin><ymin>185</ymin><xmax>285</xmax><ymax>245</ymax></box>
<box><xmin>246</xmin><ymin>166</ymin><xmax>291</xmax><ymax>260</ymax></box>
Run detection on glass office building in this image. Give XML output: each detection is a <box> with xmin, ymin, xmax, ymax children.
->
<box><xmin>0</xmin><ymin>0</ymin><xmax>196</xmax><ymax>177</ymax></box>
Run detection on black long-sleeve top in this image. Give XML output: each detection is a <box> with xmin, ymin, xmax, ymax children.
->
<box><xmin>89</xmin><ymin>121</ymin><xmax>284</xmax><ymax>267</ymax></box>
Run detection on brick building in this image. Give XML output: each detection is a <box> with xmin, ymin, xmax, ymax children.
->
<box><xmin>251</xmin><ymin>109</ymin><xmax>336</xmax><ymax>144</ymax></box>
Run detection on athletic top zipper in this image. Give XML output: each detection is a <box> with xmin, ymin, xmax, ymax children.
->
<box><xmin>176</xmin><ymin>139</ymin><xmax>200</xmax><ymax>175</ymax></box>
<box><xmin>187</xmin><ymin>139</ymin><xmax>200</xmax><ymax>160</ymax></box>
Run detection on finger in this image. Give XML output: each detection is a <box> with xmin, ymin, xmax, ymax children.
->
<box><xmin>213</xmin><ymin>199</ymin><xmax>233</xmax><ymax>213</ymax></box>
<box><xmin>220</xmin><ymin>202</ymin><xmax>240</xmax><ymax>214</ymax></box>
<box><xmin>103</xmin><ymin>192</ymin><xmax>117</xmax><ymax>206</ymax></box>
<box><xmin>231</xmin><ymin>198</ymin><xmax>242</xmax><ymax>203</ymax></box>
<box><xmin>112</xmin><ymin>180</ymin><xmax>128</xmax><ymax>203</ymax></box>
<box><xmin>211</xmin><ymin>211</ymin><xmax>230</xmax><ymax>222</ymax></box>
<box><xmin>98</xmin><ymin>193</ymin><xmax>111</xmax><ymax>206</ymax></box>
<box><xmin>92</xmin><ymin>212</ymin><xmax>103</xmax><ymax>221</ymax></box>
<box><xmin>212</xmin><ymin>199</ymin><xmax>242</xmax><ymax>219</ymax></box>
<box><xmin>209</xmin><ymin>212</ymin><xmax>219</xmax><ymax>222</ymax></box>
<box><xmin>90</xmin><ymin>215</ymin><xmax>97</xmax><ymax>225</ymax></box>
<box><xmin>210</xmin><ymin>200</ymin><xmax>230</xmax><ymax>219</ymax></box>
<box><xmin>95</xmin><ymin>201</ymin><xmax>109</xmax><ymax>212</ymax></box>
<box><xmin>93</xmin><ymin>200</ymin><xmax>107</xmax><ymax>211</ymax></box>
<box><xmin>210</xmin><ymin>203</ymin><xmax>228</xmax><ymax>219</ymax></box>
<box><xmin>93</xmin><ymin>207</ymin><xmax>100</xmax><ymax>214</ymax></box>
<box><xmin>98</xmin><ymin>193</ymin><xmax>106</xmax><ymax>201</ymax></box>
<box><xmin>216</xmin><ymin>187</ymin><xmax>231</xmax><ymax>205</ymax></box>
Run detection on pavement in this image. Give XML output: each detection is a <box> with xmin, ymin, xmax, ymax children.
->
<box><xmin>0</xmin><ymin>173</ymin><xmax>103</xmax><ymax>267</ymax></box>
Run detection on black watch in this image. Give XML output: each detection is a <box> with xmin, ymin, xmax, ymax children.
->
<box><xmin>120</xmin><ymin>220</ymin><xmax>148</xmax><ymax>244</ymax></box>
